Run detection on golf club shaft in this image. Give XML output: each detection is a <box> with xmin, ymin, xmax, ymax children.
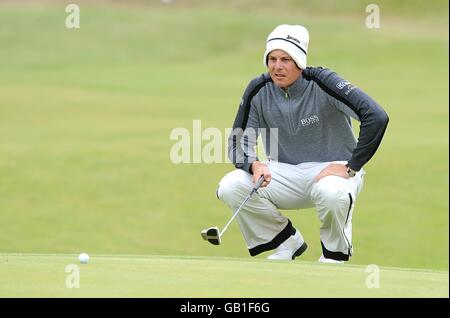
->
<box><xmin>219</xmin><ymin>175</ymin><xmax>265</xmax><ymax>237</ymax></box>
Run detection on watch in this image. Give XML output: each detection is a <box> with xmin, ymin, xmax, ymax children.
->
<box><xmin>345</xmin><ymin>164</ymin><xmax>357</xmax><ymax>177</ymax></box>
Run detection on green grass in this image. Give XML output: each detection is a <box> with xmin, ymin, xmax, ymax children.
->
<box><xmin>0</xmin><ymin>0</ymin><xmax>448</xmax><ymax>280</ymax></box>
<box><xmin>0</xmin><ymin>254</ymin><xmax>447</xmax><ymax>297</ymax></box>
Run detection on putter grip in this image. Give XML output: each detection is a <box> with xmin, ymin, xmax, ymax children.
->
<box><xmin>254</xmin><ymin>175</ymin><xmax>265</xmax><ymax>190</ymax></box>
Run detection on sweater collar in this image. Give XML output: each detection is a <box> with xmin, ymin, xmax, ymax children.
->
<box><xmin>273</xmin><ymin>74</ymin><xmax>305</xmax><ymax>98</ymax></box>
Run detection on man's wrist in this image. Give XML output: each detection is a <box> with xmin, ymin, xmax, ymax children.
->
<box><xmin>250</xmin><ymin>161</ymin><xmax>259</xmax><ymax>174</ymax></box>
<box><xmin>345</xmin><ymin>163</ymin><xmax>357</xmax><ymax>177</ymax></box>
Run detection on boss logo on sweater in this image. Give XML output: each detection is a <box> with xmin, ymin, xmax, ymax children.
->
<box><xmin>300</xmin><ymin>115</ymin><xmax>320</xmax><ymax>127</ymax></box>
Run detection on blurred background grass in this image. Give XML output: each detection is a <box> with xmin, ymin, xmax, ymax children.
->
<box><xmin>0</xmin><ymin>0</ymin><xmax>448</xmax><ymax>270</ymax></box>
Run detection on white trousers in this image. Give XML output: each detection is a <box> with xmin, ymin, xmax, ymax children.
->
<box><xmin>217</xmin><ymin>161</ymin><xmax>365</xmax><ymax>260</ymax></box>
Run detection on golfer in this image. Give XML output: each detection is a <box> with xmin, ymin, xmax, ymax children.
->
<box><xmin>216</xmin><ymin>24</ymin><xmax>389</xmax><ymax>262</ymax></box>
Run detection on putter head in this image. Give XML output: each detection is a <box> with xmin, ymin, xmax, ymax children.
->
<box><xmin>201</xmin><ymin>226</ymin><xmax>221</xmax><ymax>245</ymax></box>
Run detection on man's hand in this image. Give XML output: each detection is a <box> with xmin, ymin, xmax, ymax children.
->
<box><xmin>251</xmin><ymin>161</ymin><xmax>271</xmax><ymax>187</ymax></box>
<box><xmin>315</xmin><ymin>163</ymin><xmax>349</xmax><ymax>183</ymax></box>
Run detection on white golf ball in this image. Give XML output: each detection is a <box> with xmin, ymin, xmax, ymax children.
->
<box><xmin>78</xmin><ymin>252</ymin><xmax>89</xmax><ymax>264</ymax></box>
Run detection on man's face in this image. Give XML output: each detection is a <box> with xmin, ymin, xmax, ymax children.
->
<box><xmin>267</xmin><ymin>49</ymin><xmax>302</xmax><ymax>89</ymax></box>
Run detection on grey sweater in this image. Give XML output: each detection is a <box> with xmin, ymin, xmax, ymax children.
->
<box><xmin>228</xmin><ymin>67</ymin><xmax>389</xmax><ymax>173</ymax></box>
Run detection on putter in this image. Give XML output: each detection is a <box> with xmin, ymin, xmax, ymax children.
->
<box><xmin>201</xmin><ymin>175</ymin><xmax>266</xmax><ymax>245</ymax></box>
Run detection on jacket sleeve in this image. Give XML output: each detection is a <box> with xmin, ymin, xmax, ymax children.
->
<box><xmin>302</xmin><ymin>67</ymin><xmax>389</xmax><ymax>171</ymax></box>
<box><xmin>227</xmin><ymin>74</ymin><xmax>269</xmax><ymax>173</ymax></box>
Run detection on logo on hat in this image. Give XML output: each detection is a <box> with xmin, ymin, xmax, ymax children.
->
<box><xmin>286</xmin><ymin>35</ymin><xmax>301</xmax><ymax>45</ymax></box>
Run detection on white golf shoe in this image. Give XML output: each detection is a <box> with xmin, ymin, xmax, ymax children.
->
<box><xmin>267</xmin><ymin>231</ymin><xmax>308</xmax><ymax>260</ymax></box>
<box><xmin>318</xmin><ymin>254</ymin><xmax>344</xmax><ymax>264</ymax></box>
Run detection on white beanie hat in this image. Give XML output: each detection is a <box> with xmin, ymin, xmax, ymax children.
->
<box><xmin>263</xmin><ymin>24</ymin><xmax>309</xmax><ymax>70</ymax></box>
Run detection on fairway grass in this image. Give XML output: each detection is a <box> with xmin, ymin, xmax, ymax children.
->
<box><xmin>0</xmin><ymin>254</ymin><xmax>447</xmax><ymax>298</ymax></box>
<box><xmin>0</xmin><ymin>1</ymin><xmax>448</xmax><ymax>273</ymax></box>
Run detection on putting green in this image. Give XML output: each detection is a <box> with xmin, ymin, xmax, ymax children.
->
<box><xmin>0</xmin><ymin>1</ymin><xmax>447</xmax><ymax>277</ymax></box>
<box><xmin>0</xmin><ymin>254</ymin><xmax>447</xmax><ymax>297</ymax></box>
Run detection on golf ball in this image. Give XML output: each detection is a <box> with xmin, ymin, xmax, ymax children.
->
<box><xmin>78</xmin><ymin>252</ymin><xmax>89</xmax><ymax>264</ymax></box>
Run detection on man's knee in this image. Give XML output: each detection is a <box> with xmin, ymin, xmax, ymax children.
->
<box><xmin>311</xmin><ymin>176</ymin><xmax>352</xmax><ymax>210</ymax></box>
<box><xmin>217</xmin><ymin>169</ymin><xmax>253</xmax><ymax>203</ymax></box>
